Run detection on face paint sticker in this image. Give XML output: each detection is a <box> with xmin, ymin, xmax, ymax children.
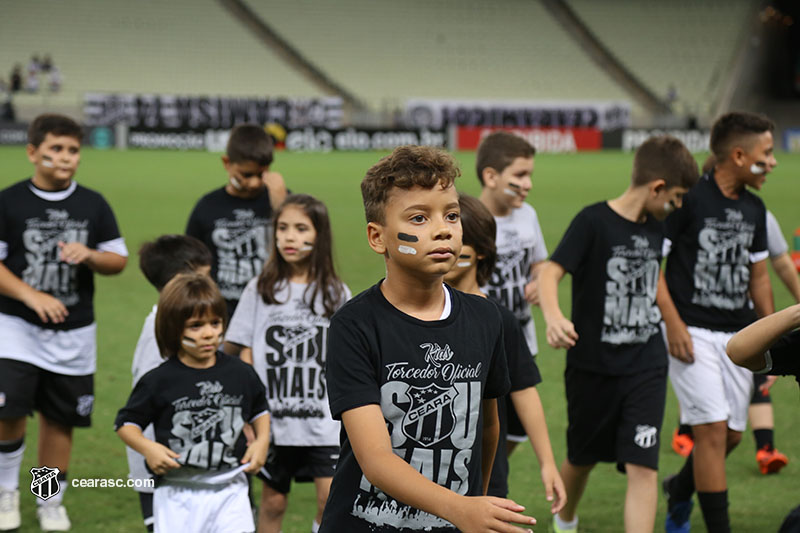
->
<box><xmin>663</xmin><ymin>202</ymin><xmax>675</xmax><ymax>215</ymax></box>
<box><xmin>397</xmin><ymin>232</ymin><xmax>419</xmax><ymax>243</ymax></box>
<box><xmin>181</xmin><ymin>336</ymin><xmax>198</xmax><ymax>348</ymax></box>
<box><xmin>750</xmin><ymin>162</ymin><xmax>766</xmax><ymax>175</ymax></box>
<box><xmin>41</xmin><ymin>155</ymin><xmax>54</xmax><ymax>168</ymax></box>
<box><xmin>299</xmin><ymin>241</ymin><xmax>314</xmax><ymax>252</ymax></box>
<box><xmin>229</xmin><ymin>176</ymin><xmax>243</xmax><ymax>190</ymax></box>
<box><xmin>457</xmin><ymin>254</ymin><xmax>471</xmax><ymax>268</ymax></box>
<box><xmin>398</xmin><ymin>245</ymin><xmax>417</xmax><ymax>255</ymax></box>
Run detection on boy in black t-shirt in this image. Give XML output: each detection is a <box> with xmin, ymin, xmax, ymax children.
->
<box><xmin>0</xmin><ymin>114</ymin><xmax>128</xmax><ymax>532</ymax></box>
<box><xmin>660</xmin><ymin>112</ymin><xmax>776</xmax><ymax>533</ymax></box>
<box><xmin>320</xmin><ymin>146</ymin><xmax>536</xmax><ymax>533</ymax></box>
<box><xmin>444</xmin><ymin>194</ymin><xmax>565</xmax><ymax>511</ymax></box>
<box><xmin>186</xmin><ymin>123</ymin><xmax>287</xmax><ymax>318</ymax></box>
<box><xmin>539</xmin><ymin>136</ymin><xmax>699</xmax><ymax>533</ymax></box>
<box><xmin>116</xmin><ymin>273</ymin><xmax>270</xmax><ymax>533</ymax></box>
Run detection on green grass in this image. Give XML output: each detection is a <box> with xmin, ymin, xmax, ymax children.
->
<box><xmin>1</xmin><ymin>146</ymin><xmax>799</xmax><ymax>532</ymax></box>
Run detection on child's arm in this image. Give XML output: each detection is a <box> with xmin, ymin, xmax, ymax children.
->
<box><xmin>117</xmin><ymin>425</ymin><xmax>180</xmax><ymax>475</ymax></box>
<box><xmin>770</xmin><ymin>252</ymin><xmax>800</xmax><ymax>304</ymax></box>
<box><xmin>239</xmin><ymin>347</ymin><xmax>253</xmax><ymax>365</ymax></box>
<box><xmin>656</xmin><ymin>270</ymin><xmax>693</xmax><ymax>363</ymax></box>
<box><xmin>57</xmin><ymin>241</ymin><xmax>126</xmax><ymax>275</ymax></box>
<box><xmin>241</xmin><ymin>412</ymin><xmax>270</xmax><ymax>473</ymax></box>
<box><xmin>510</xmin><ymin>387</ymin><xmax>566</xmax><ymax>514</ymax></box>
<box><xmin>263</xmin><ymin>170</ymin><xmax>287</xmax><ymax>211</ymax></box>
<box><xmin>727</xmin><ymin>304</ymin><xmax>800</xmax><ymax>371</ymax></box>
<box><xmin>538</xmin><ymin>261</ymin><xmax>578</xmax><ymax>349</ymax></box>
<box><xmin>749</xmin><ymin>259</ymin><xmax>775</xmax><ymax>319</ymax></box>
<box><xmin>480</xmin><ymin>398</ymin><xmax>499</xmax><ymax>495</ymax></box>
<box><xmin>524</xmin><ymin>261</ymin><xmax>545</xmax><ymax>306</ymax></box>
<box><xmin>0</xmin><ymin>261</ymin><xmax>67</xmax><ymax>323</ymax></box>
<box><xmin>342</xmin><ymin>404</ymin><xmax>537</xmax><ymax>533</ymax></box>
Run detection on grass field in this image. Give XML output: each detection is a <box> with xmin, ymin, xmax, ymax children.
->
<box><xmin>1</xmin><ymin>146</ymin><xmax>798</xmax><ymax>532</ymax></box>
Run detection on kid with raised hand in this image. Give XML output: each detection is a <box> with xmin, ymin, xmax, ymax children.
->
<box><xmin>320</xmin><ymin>145</ymin><xmax>536</xmax><ymax>533</ymax></box>
<box><xmin>116</xmin><ymin>273</ymin><xmax>270</xmax><ymax>533</ymax></box>
<box><xmin>225</xmin><ymin>194</ymin><xmax>350</xmax><ymax>533</ymax></box>
<box><xmin>444</xmin><ymin>193</ymin><xmax>565</xmax><ymax>513</ymax></box>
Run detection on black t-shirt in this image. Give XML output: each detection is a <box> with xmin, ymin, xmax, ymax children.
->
<box><xmin>0</xmin><ymin>179</ymin><xmax>123</xmax><ymax>329</ymax></box>
<box><xmin>767</xmin><ymin>329</ymin><xmax>800</xmax><ymax>387</ymax></box>
<box><xmin>665</xmin><ymin>172</ymin><xmax>768</xmax><ymax>332</ymax></box>
<box><xmin>114</xmin><ymin>353</ymin><xmax>269</xmax><ymax>483</ymax></box>
<box><xmin>487</xmin><ymin>301</ymin><xmax>542</xmax><ymax>498</ymax></box>
<box><xmin>185</xmin><ymin>186</ymin><xmax>272</xmax><ymax>317</ymax></box>
<box><xmin>550</xmin><ymin>202</ymin><xmax>667</xmax><ymax>375</ymax></box>
<box><xmin>321</xmin><ymin>282</ymin><xmax>510</xmax><ymax>533</ymax></box>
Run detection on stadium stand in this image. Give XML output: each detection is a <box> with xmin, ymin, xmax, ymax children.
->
<box><xmin>240</xmin><ymin>0</ymin><xmax>637</xmax><ymax>114</ymax></box>
<box><xmin>0</xmin><ymin>0</ymin><xmax>321</xmax><ymax>120</ymax></box>
<box><xmin>565</xmin><ymin>0</ymin><xmax>756</xmax><ymax>120</ymax></box>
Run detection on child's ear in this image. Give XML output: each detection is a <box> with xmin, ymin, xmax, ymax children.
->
<box><xmin>26</xmin><ymin>144</ymin><xmax>37</xmax><ymax>164</ymax></box>
<box><xmin>482</xmin><ymin>167</ymin><xmax>499</xmax><ymax>188</ymax></box>
<box><xmin>650</xmin><ymin>179</ymin><xmax>667</xmax><ymax>197</ymax></box>
<box><xmin>366</xmin><ymin>222</ymin><xmax>387</xmax><ymax>255</ymax></box>
<box><xmin>221</xmin><ymin>155</ymin><xmax>231</xmax><ymax>170</ymax></box>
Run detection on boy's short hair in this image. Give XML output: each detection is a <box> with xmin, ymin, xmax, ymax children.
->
<box><xmin>361</xmin><ymin>145</ymin><xmax>460</xmax><ymax>224</ymax></box>
<box><xmin>710</xmin><ymin>111</ymin><xmax>775</xmax><ymax>161</ymax></box>
<box><xmin>28</xmin><ymin>114</ymin><xmax>83</xmax><ymax>146</ymax></box>
<box><xmin>226</xmin><ymin>124</ymin><xmax>274</xmax><ymax>166</ymax></box>
<box><xmin>631</xmin><ymin>135</ymin><xmax>699</xmax><ymax>189</ymax></box>
<box><xmin>139</xmin><ymin>235</ymin><xmax>212</xmax><ymax>291</ymax></box>
<box><xmin>155</xmin><ymin>273</ymin><xmax>227</xmax><ymax>359</ymax></box>
<box><xmin>475</xmin><ymin>131</ymin><xmax>536</xmax><ymax>185</ymax></box>
<box><xmin>458</xmin><ymin>194</ymin><xmax>497</xmax><ymax>287</ymax></box>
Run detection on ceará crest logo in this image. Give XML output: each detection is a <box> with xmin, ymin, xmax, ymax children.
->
<box><xmin>419</xmin><ymin>343</ymin><xmax>453</xmax><ymax>367</ymax></box>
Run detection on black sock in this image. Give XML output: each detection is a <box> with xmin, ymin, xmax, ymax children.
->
<box><xmin>138</xmin><ymin>492</ymin><xmax>154</xmax><ymax>532</ymax></box>
<box><xmin>678</xmin><ymin>424</ymin><xmax>693</xmax><ymax>437</ymax></box>
<box><xmin>698</xmin><ymin>490</ymin><xmax>730</xmax><ymax>533</ymax></box>
<box><xmin>668</xmin><ymin>454</ymin><xmax>695</xmax><ymax>503</ymax></box>
<box><xmin>754</xmin><ymin>429</ymin><xmax>774</xmax><ymax>451</ymax></box>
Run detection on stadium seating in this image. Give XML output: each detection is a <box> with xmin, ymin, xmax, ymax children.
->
<box><xmin>566</xmin><ymin>0</ymin><xmax>755</xmax><ymax>118</ymax></box>
<box><xmin>1</xmin><ymin>0</ymin><xmax>320</xmax><ymax>119</ymax></box>
<box><xmin>242</xmin><ymin>0</ymin><xmax>635</xmax><ymax>111</ymax></box>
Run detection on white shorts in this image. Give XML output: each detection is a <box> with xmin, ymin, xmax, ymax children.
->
<box><xmin>667</xmin><ymin>326</ymin><xmax>753</xmax><ymax>432</ymax></box>
<box><xmin>153</xmin><ymin>474</ymin><xmax>254</xmax><ymax>533</ymax></box>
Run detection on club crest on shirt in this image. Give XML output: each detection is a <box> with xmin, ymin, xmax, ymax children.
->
<box><xmin>402</xmin><ymin>384</ymin><xmax>458</xmax><ymax>447</ymax></box>
<box><xmin>189</xmin><ymin>408</ymin><xmax>226</xmax><ymax>439</ymax></box>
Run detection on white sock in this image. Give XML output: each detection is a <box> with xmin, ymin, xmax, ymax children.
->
<box><xmin>311</xmin><ymin>520</ymin><xmax>320</xmax><ymax>533</ymax></box>
<box><xmin>35</xmin><ymin>476</ymin><xmax>66</xmax><ymax>506</ymax></box>
<box><xmin>555</xmin><ymin>514</ymin><xmax>578</xmax><ymax>530</ymax></box>
<box><xmin>0</xmin><ymin>440</ymin><xmax>25</xmax><ymax>491</ymax></box>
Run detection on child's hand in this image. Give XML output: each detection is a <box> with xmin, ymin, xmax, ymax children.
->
<box><xmin>524</xmin><ymin>280</ymin><xmax>540</xmax><ymax>306</ymax></box>
<box><xmin>58</xmin><ymin>241</ymin><xmax>93</xmax><ymax>265</ymax></box>
<box><xmin>241</xmin><ymin>438</ymin><xmax>269</xmax><ymax>474</ymax></box>
<box><xmin>144</xmin><ymin>443</ymin><xmax>181</xmax><ymax>475</ymax></box>
<box><xmin>242</xmin><ymin>423</ymin><xmax>255</xmax><ymax>446</ymax></box>
<box><xmin>449</xmin><ymin>496</ymin><xmax>536</xmax><ymax>533</ymax></box>
<box><xmin>22</xmin><ymin>290</ymin><xmax>68</xmax><ymax>323</ymax></box>
<box><xmin>540</xmin><ymin>462</ymin><xmax>567</xmax><ymax>514</ymax></box>
<box><xmin>545</xmin><ymin>316</ymin><xmax>578</xmax><ymax>349</ymax></box>
<box><xmin>665</xmin><ymin>319</ymin><xmax>694</xmax><ymax>363</ymax></box>
<box><xmin>262</xmin><ymin>170</ymin><xmax>287</xmax><ymax>210</ymax></box>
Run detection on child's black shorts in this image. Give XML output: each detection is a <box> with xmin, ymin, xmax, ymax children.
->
<box><xmin>751</xmin><ymin>373</ymin><xmax>771</xmax><ymax>404</ymax></box>
<box><xmin>565</xmin><ymin>365</ymin><xmax>666</xmax><ymax>470</ymax></box>
<box><xmin>257</xmin><ymin>445</ymin><xmax>339</xmax><ymax>494</ymax></box>
<box><xmin>0</xmin><ymin>359</ymin><xmax>94</xmax><ymax>427</ymax></box>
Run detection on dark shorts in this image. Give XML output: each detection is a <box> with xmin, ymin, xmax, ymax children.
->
<box><xmin>565</xmin><ymin>365</ymin><xmax>666</xmax><ymax>470</ymax></box>
<box><xmin>751</xmin><ymin>373</ymin><xmax>772</xmax><ymax>404</ymax></box>
<box><xmin>0</xmin><ymin>359</ymin><xmax>94</xmax><ymax>427</ymax></box>
<box><xmin>257</xmin><ymin>445</ymin><xmax>338</xmax><ymax>494</ymax></box>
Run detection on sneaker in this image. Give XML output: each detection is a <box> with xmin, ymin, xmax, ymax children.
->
<box><xmin>36</xmin><ymin>502</ymin><xmax>70</xmax><ymax>532</ymax></box>
<box><xmin>0</xmin><ymin>488</ymin><xmax>20</xmax><ymax>531</ymax></box>
<box><xmin>663</xmin><ymin>474</ymin><xmax>693</xmax><ymax>533</ymax></box>
<box><xmin>756</xmin><ymin>445</ymin><xmax>789</xmax><ymax>475</ymax></box>
<box><xmin>671</xmin><ymin>428</ymin><xmax>694</xmax><ymax>457</ymax></box>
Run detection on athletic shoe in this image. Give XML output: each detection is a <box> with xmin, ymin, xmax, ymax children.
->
<box><xmin>671</xmin><ymin>428</ymin><xmax>694</xmax><ymax>457</ymax></box>
<box><xmin>663</xmin><ymin>474</ymin><xmax>693</xmax><ymax>533</ymax></box>
<box><xmin>0</xmin><ymin>488</ymin><xmax>20</xmax><ymax>531</ymax></box>
<box><xmin>756</xmin><ymin>445</ymin><xmax>789</xmax><ymax>475</ymax></box>
<box><xmin>36</xmin><ymin>502</ymin><xmax>70</xmax><ymax>531</ymax></box>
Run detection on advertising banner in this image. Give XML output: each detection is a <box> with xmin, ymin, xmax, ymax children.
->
<box><xmin>605</xmin><ymin>129</ymin><xmax>711</xmax><ymax>153</ymax></box>
<box><xmin>456</xmin><ymin>126</ymin><xmax>601</xmax><ymax>153</ymax></box>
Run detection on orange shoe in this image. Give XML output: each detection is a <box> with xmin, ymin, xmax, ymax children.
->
<box><xmin>756</xmin><ymin>446</ymin><xmax>789</xmax><ymax>475</ymax></box>
<box><xmin>672</xmin><ymin>429</ymin><xmax>694</xmax><ymax>457</ymax></box>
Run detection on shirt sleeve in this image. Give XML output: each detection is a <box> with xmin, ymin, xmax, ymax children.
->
<box><xmin>550</xmin><ymin>208</ymin><xmax>592</xmax><ymax>274</ymax></box>
<box><xmin>530</xmin><ymin>207</ymin><xmax>548</xmax><ymax>263</ymax></box>
<box><xmin>114</xmin><ymin>375</ymin><xmax>158</xmax><ymax>431</ymax></box>
<box><xmin>95</xmin><ymin>194</ymin><xmax>128</xmax><ymax>257</ymax></box>
<box><xmin>245</xmin><ymin>364</ymin><xmax>270</xmax><ymax>422</ymax></box>
<box><xmin>326</xmin><ymin>311</ymin><xmax>381</xmax><ymax>420</ymax></box>
<box><xmin>663</xmin><ymin>194</ymin><xmax>692</xmax><ymax>255</ymax></box>
<box><xmin>484</xmin><ymin>306</ymin><xmax>511</xmax><ymax>399</ymax></box>
<box><xmin>185</xmin><ymin>202</ymin><xmax>203</xmax><ymax>239</ymax></box>
<box><xmin>503</xmin><ymin>311</ymin><xmax>542</xmax><ymax>391</ymax></box>
<box><xmin>225</xmin><ymin>280</ymin><xmax>258</xmax><ymax>347</ymax></box>
<box><xmin>765</xmin><ymin>211</ymin><xmax>788</xmax><ymax>259</ymax></box>
<box><xmin>750</xmin><ymin>202</ymin><xmax>769</xmax><ymax>263</ymax></box>
<box><xmin>0</xmin><ymin>191</ymin><xmax>8</xmax><ymax>260</ymax></box>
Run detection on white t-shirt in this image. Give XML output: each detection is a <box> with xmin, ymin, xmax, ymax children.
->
<box><xmin>226</xmin><ymin>278</ymin><xmax>351</xmax><ymax>446</ymax></box>
<box><xmin>482</xmin><ymin>202</ymin><xmax>548</xmax><ymax>354</ymax></box>
<box><xmin>766</xmin><ymin>210</ymin><xmax>788</xmax><ymax>259</ymax></box>
<box><xmin>131</xmin><ymin>305</ymin><xmax>163</xmax><ymax>386</ymax></box>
